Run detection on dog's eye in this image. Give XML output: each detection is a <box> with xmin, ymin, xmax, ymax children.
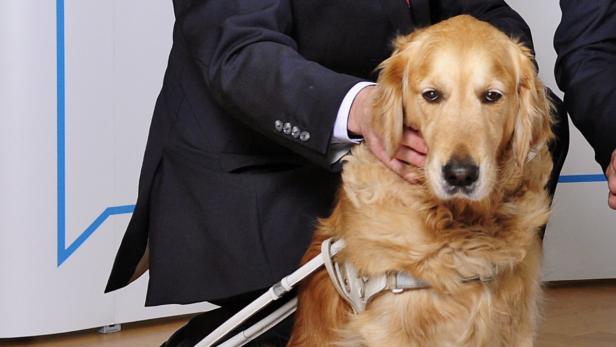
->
<box><xmin>483</xmin><ymin>90</ymin><xmax>503</xmax><ymax>103</ymax></box>
<box><xmin>422</xmin><ymin>89</ymin><xmax>442</xmax><ymax>103</ymax></box>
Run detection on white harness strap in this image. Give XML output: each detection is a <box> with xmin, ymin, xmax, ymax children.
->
<box><xmin>198</xmin><ymin>238</ymin><xmax>496</xmax><ymax>347</ymax></box>
<box><xmin>321</xmin><ymin>239</ymin><xmax>429</xmax><ymax>313</ymax></box>
<box><xmin>527</xmin><ymin>144</ymin><xmax>544</xmax><ymax>162</ymax></box>
<box><xmin>321</xmin><ymin>238</ymin><xmax>495</xmax><ymax>314</ymax></box>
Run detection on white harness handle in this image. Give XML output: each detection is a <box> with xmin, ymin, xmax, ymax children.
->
<box><xmin>196</xmin><ymin>238</ymin><xmax>345</xmax><ymax>347</ymax></box>
<box><xmin>197</xmin><ymin>237</ymin><xmax>492</xmax><ymax>346</ymax></box>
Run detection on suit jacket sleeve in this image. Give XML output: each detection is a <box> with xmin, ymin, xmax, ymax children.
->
<box><xmin>178</xmin><ymin>0</ymin><xmax>363</xmax><ymax>169</ymax></box>
<box><xmin>554</xmin><ymin>0</ymin><xmax>616</xmax><ymax>172</ymax></box>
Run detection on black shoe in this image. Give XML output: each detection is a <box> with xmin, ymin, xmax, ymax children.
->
<box><xmin>163</xmin><ymin>307</ymin><xmax>239</xmax><ymax>347</ymax></box>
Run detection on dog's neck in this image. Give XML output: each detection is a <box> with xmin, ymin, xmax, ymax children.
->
<box><xmin>341</xmin><ymin>145</ymin><xmax>527</xmax><ymax>229</ymax></box>
<box><xmin>333</xmin><ymin>144</ymin><xmax>550</xmax><ymax>284</ymax></box>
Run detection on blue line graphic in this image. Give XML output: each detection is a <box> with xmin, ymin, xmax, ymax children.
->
<box><xmin>558</xmin><ymin>174</ymin><xmax>607</xmax><ymax>183</ymax></box>
<box><xmin>56</xmin><ymin>0</ymin><xmax>66</xmax><ymax>267</ymax></box>
<box><xmin>58</xmin><ymin>205</ymin><xmax>136</xmax><ymax>266</ymax></box>
<box><xmin>56</xmin><ymin>0</ymin><xmax>134</xmax><ymax>266</ymax></box>
<box><xmin>54</xmin><ymin>0</ymin><xmax>605</xmax><ymax>265</ymax></box>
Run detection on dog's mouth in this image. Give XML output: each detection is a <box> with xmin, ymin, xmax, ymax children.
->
<box><xmin>443</xmin><ymin>182</ymin><xmax>479</xmax><ymax>197</ymax></box>
<box><xmin>437</xmin><ymin>178</ymin><xmax>484</xmax><ymax>201</ymax></box>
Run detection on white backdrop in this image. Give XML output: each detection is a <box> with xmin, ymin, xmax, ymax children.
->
<box><xmin>0</xmin><ymin>0</ymin><xmax>614</xmax><ymax>339</ymax></box>
<box><xmin>506</xmin><ymin>0</ymin><xmax>616</xmax><ymax>282</ymax></box>
<box><xmin>0</xmin><ymin>0</ymin><xmax>213</xmax><ymax>338</ymax></box>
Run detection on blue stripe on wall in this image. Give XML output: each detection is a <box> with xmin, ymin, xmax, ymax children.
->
<box><xmin>558</xmin><ymin>174</ymin><xmax>607</xmax><ymax>183</ymax></box>
<box><xmin>54</xmin><ymin>0</ymin><xmax>606</xmax><ymax>266</ymax></box>
<box><xmin>58</xmin><ymin>205</ymin><xmax>135</xmax><ymax>266</ymax></box>
<box><xmin>56</xmin><ymin>0</ymin><xmax>66</xmax><ymax>267</ymax></box>
<box><xmin>56</xmin><ymin>0</ymin><xmax>135</xmax><ymax>267</ymax></box>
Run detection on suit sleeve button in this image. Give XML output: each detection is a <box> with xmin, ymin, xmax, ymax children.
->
<box><xmin>274</xmin><ymin>120</ymin><xmax>283</xmax><ymax>132</ymax></box>
<box><xmin>299</xmin><ymin>131</ymin><xmax>311</xmax><ymax>142</ymax></box>
<box><xmin>283</xmin><ymin>122</ymin><xmax>292</xmax><ymax>135</ymax></box>
<box><xmin>291</xmin><ymin>126</ymin><xmax>301</xmax><ymax>138</ymax></box>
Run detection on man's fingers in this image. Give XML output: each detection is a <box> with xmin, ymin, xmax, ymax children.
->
<box><xmin>388</xmin><ymin>158</ymin><xmax>421</xmax><ymax>183</ymax></box>
<box><xmin>606</xmin><ymin>149</ymin><xmax>616</xmax><ymax>210</ymax></box>
<box><xmin>609</xmin><ymin>150</ymin><xmax>616</xmax><ymax>194</ymax></box>
<box><xmin>608</xmin><ymin>178</ymin><xmax>616</xmax><ymax>211</ymax></box>
<box><xmin>608</xmin><ymin>192</ymin><xmax>616</xmax><ymax>210</ymax></box>
<box><xmin>365</xmin><ymin>132</ymin><xmax>392</xmax><ymax>162</ymax></box>
<box><xmin>401</xmin><ymin>128</ymin><xmax>428</xmax><ymax>154</ymax></box>
<box><xmin>364</xmin><ymin>130</ymin><xmax>421</xmax><ymax>183</ymax></box>
<box><xmin>609</xmin><ymin>173</ymin><xmax>616</xmax><ymax>195</ymax></box>
<box><xmin>387</xmin><ymin>157</ymin><xmax>406</xmax><ymax>173</ymax></box>
<box><xmin>395</xmin><ymin>146</ymin><xmax>426</xmax><ymax>168</ymax></box>
<box><xmin>607</xmin><ymin>157</ymin><xmax>616</xmax><ymax>195</ymax></box>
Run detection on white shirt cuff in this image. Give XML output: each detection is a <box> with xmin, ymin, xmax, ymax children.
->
<box><xmin>332</xmin><ymin>81</ymin><xmax>376</xmax><ymax>144</ymax></box>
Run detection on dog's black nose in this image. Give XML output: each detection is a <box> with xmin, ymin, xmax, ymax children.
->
<box><xmin>442</xmin><ymin>158</ymin><xmax>479</xmax><ymax>188</ymax></box>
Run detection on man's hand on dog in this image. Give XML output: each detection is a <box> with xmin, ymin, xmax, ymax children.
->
<box><xmin>347</xmin><ymin>85</ymin><xmax>427</xmax><ymax>182</ymax></box>
<box><xmin>608</xmin><ymin>149</ymin><xmax>616</xmax><ymax>210</ymax></box>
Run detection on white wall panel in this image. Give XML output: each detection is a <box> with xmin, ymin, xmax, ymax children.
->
<box><xmin>506</xmin><ymin>0</ymin><xmax>616</xmax><ymax>281</ymax></box>
<box><xmin>0</xmin><ymin>0</ymin><xmax>214</xmax><ymax>338</ymax></box>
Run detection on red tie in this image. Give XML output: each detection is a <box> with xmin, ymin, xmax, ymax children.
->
<box><xmin>406</xmin><ymin>0</ymin><xmax>411</xmax><ymax>6</ymax></box>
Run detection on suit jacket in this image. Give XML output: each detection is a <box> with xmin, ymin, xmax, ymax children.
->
<box><xmin>555</xmin><ymin>0</ymin><xmax>616</xmax><ymax>172</ymax></box>
<box><xmin>105</xmin><ymin>0</ymin><xmax>559</xmax><ymax>306</ymax></box>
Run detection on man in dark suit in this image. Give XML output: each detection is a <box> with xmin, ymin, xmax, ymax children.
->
<box><xmin>105</xmin><ymin>0</ymin><xmax>568</xmax><ymax>345</ymax></box>
<box><xmin>554</xmin><ymin>0</ymin><xmax>616</xmax><ymax>210</ymax></box>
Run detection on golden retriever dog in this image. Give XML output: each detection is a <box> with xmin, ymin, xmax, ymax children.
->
<box><xmin>287</xmin><ymin>15</ymin><xmax>554</xmax><ymax>347</ymax></box>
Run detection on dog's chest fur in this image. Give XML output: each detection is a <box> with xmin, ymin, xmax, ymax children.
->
<box><xmin>324</xmin><ymin>145</ymin><xmax>550</xmax><ymax>346</ymax></box>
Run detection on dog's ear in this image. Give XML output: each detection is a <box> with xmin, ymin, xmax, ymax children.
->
<box><xmin>512</xmin><ymin>43</ymin><xmax>554</xmax><ymax>167</ymax></box>
<box><xmin>372</xmin><ymin>36</ymin><xmax>417</xmax><ymax>157</ymax></box>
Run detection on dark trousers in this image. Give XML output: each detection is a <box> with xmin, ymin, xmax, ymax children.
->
<box><xmin>162</xmin><ymin>289</ymin><xmax>294</xmax><ymax>347</ymax></box>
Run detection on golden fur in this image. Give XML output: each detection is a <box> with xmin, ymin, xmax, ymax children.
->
<box><xmin>287</xmin><ymin>16</ymin><xmax>554</xmax><ymax>347</ymax></box>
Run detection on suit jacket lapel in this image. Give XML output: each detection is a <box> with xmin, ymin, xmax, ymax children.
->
<box><xmin>381</xmin><ymin>0</ymin><xmax>413</xmax><ymax>35</ymax></box>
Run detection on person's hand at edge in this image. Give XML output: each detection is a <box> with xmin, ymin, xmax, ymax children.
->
<box><xmin>347</xmin><ymin>85</ymin><xmax>428</xmax><ymax>182</ymax></box>
<box><xmin>607</xmin><ymin>149</ymin><xmax>616</xmax><ymax>210</ymax></box>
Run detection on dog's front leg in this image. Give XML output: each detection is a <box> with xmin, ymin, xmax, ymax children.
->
<box><xmin>507</xmin><ymin>244</ymin><xmax>543</xmax><ymax>347</ymax></box>
<box><xmin>287</xmin><ymin>267</ymin><xmax>351</xmax><ymax>346</ymax></box>
<box><xmin>287</xmin><ymin>232</ymin><xmax>353</xmax><ymax>347</ymax></box>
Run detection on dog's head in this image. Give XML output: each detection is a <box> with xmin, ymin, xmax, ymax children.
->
<box><xmin>372</xmin><ymin>15</ymin><xmax>553</xmax><ymax>202</ymax></box>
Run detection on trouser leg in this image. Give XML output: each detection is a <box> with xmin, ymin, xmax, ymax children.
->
<box><xmin>162</xmin><ymin>289</ymin><xmax>295</xmax><ymax>347</ymax></box>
